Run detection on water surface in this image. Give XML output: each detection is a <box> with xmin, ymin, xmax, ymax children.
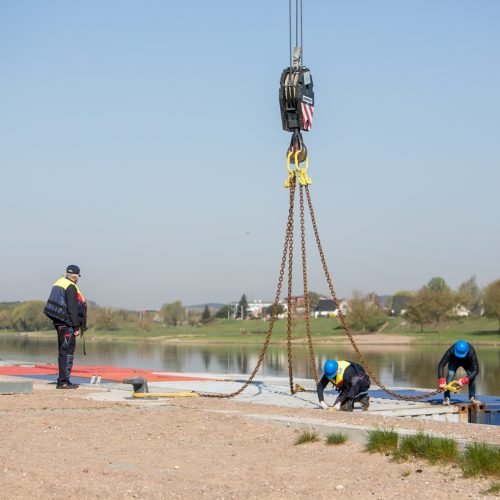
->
<box><xmin>1</xmin><ymin>335</ymin><xmax>498</xmax><ymax>395</ymax></box>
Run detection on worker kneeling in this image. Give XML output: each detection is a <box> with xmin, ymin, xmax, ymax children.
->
<box><xmin>317</xmin><ymin>359</ymin><xmax>371</xmax><ymax>412</ymax></box>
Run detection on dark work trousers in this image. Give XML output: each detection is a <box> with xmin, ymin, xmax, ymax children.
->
<box><xmin>350</xmin><ymin>374</ymin><xmax>370</xmax><ymax>402</ymax></box>
<box><xmin>444</xmin><ymin>361</ymin><xmax>477</xmax><ymax>399</ymax></box>
<box><xmin>56</xmin><ymin>325</ymin><xmax>76</xmax><ymax>383</ymax></box>
<box><xmin>339</xmin><ymin>374</ymin><xmax>370</xmax><ymax>408</ymax></box>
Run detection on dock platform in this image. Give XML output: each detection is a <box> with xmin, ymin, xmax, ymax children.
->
<box><xmin>1</xmin><ymin>361</ymin><xmax>498</xmax><ymax>424</ymax></box>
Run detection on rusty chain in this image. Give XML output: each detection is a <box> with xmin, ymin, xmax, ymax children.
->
<box><xmin>299</xmin><ymin>185</ymin><xmax>319</xmax><ymax>385</ymax></box>
<box><xmin>304</xmin><ymin>186</ymin><xmax>440</xmax><ymax>401</ymax></box>
<box><xmin>201</xmin><ymin>175</ymin><xmax>439</xmax><ymax>401</ymax></box>
<box><xmin>286</xmin><ymin>180</ymin><xmax>295</xmax><ymax>394</ymax></box>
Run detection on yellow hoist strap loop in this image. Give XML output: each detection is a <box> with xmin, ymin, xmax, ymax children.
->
<box><xmin>444</xmin><ymin>381</ymin><xmax>461</xmax><ymax>393</ymax></box>
<box><xmin>284</xmin><ymin>151</ymin><xmax>296</xmax><ymax>188</ymax></box>
<box><xmin>284</xmin><ymin>150</ymin><xmax>312</xmax><ymax>188</ymax></box>
<box><xmin>296</xmin><ymin>157</ymin><xmax>312</xmax><ymax>186</ymax></box>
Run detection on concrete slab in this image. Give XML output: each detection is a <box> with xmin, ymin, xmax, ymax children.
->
<box><xmin>0</xmin><ymin>375</ymin><xmax>33</xmax><ymax>394</ymax></box>
<box><xmin>111</xmin><ymin>375</ymin><xmax>468</xmax><ymax>422</ymax></box>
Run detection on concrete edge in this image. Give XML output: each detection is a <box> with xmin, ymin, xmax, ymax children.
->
<box><xmin>220</xmin><ymin>411</ymin><xmax>499</xmax><ymax>451</ymax></box>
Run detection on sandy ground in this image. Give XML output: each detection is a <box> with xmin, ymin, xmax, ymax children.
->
<box><xmin>0</xmin><ymin>381</ymin><xmax>499</xmax><ymax>499</ymax></box>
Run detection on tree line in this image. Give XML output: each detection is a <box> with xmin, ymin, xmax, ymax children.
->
<box><xmin>1</xmin><ymin>276</ymin><xmax>499</xmax><ymax>333</ymax></box>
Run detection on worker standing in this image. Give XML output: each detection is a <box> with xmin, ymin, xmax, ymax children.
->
<box><xmin>438</xmin><ymin>340</ymin><xmax>480</xmax><ymax>405</ymax></box>
<box><xmin>44</xmin><ymin>265</ymin><xmax>87</xmax><ymax>389</ymax></box>
<box><xmin>317</xmin><ymin>359</ymin><xmax>371</xmax><ymax>412</ymax></box>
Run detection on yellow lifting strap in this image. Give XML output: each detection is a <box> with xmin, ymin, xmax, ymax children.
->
<box><xmin>284</xmin><ymin>150</ymin><xmax>312</xmax><ymax>188</ymax></box>
<box><xmin>443</xmin><ymin>380</ymin><xmax>461</xmax><ymax>393</ymax></box>
<box><xmin>132</xmin><ymin>391</ymin><xmax>200</xmax><ymax>398</ymax></box>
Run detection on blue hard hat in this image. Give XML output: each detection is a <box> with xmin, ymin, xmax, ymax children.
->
<box><xmin>324</xmin><ymin>359</ymin><xmax>338</xmax><ymax>378</ymax></box>
<box><xmin>454</xmin><ymin>340</ymin><xmax>469</xmax><ymax>358</ymax></box>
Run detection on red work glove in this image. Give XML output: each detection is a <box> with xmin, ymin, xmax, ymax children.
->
<box><xmin>438</xmin><ymin>377</ymin><xmax>446</xmax><ymax>389</ymax></box>
<box><xmin>458</xmin><ymin>376</ymin><xmax>469</xmax><ymax>386</ymax></box>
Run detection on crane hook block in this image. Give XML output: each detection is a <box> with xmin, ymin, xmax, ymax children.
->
<box><xmin>279</xmin><ymin>67</ymin><xmax>314</xmax><ymax>132</ymax></box>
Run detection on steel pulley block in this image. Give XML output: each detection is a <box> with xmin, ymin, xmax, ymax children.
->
<box><xmin>279</xmin><ymin>66</ymin><xmax>314</xmax><ymax>132</ymax></box>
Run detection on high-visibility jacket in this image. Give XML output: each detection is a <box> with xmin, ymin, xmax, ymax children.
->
<box><xmin>327</xmin><ymin>360</ymin><xmax>351</xmax><ymax>387</ymax></box>
<box><xmin>44</xmin><ymin>277</ymin><xmax>86</xmax><ymax>328</ymax></box>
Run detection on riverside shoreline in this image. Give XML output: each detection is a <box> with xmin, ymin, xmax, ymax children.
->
<box><xmin>5</xmin><ymin>330</ymin><xmax>500</xmax><ymax>346</ymax></box>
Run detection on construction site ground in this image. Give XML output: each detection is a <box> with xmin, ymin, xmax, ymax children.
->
<box><xmin>1</xmin><ymin>379</ymin><xmax>499</xmax><ymax>499</ymax></box>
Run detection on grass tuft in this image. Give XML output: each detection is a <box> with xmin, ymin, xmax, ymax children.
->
<box><xmin>365</xmin><ymin>429</ymin><xmax>398</xmax><ymax>454</ymax></box>
<box><xmin>394</xmin><ymin>432</ymin><xmax>458</xmax><ymax>464</ymax></box>
<box><xmin>325</xmin><ymin>432</ymin><xmax>348</xmax><ymax>445</ymax></box>
<box><xmin>461</xmin><ymin>443</ymin><xmax>500</xmax><ymax>478</ymax></box>
<box><xmin>294</xmin><ymin>429</ymin><xmax>320</xmax><ymax>445</ymax></box>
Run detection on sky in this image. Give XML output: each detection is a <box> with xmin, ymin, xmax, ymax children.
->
<box><xmin>1</xmin><ymin>1</ymin><xmax>499</xmax><ymax>310</ymax></box>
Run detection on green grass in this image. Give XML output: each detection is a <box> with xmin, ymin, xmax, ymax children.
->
<box><xmin>366</xmin><ymin>431</ymin><xmax>500</xmax><ymax>482</ymax></box>
<box><xmin>24</xmin><ymin>317</ymin><xmax>350</xmax><ymax>343</ymax></box>
<box><xmin>461</xmin><ymin>443</ymin><xmax>500</xmax><ymax>478</ymax></box>
<box><xmin>382</xmin><ymin>316</ymin><xmax>500</xmax><ymax>342</ymax></box>
<box><xmin>365</xmin><ymin>429</ymin><xmax>398</xmax><ymax>454</ymax></box>
<box><xmin>480</xmin><ymin>482</ymin><xmax>500</xmax><ymax>496</ymax></box>
<box><xmin>325</xmin><ymin>432</ymin><xmax>348</xmax><ymax>445</ymax></box>
<box><xmin>3</xmin><ymin>315</ymin><xmax>499</xmax><ymax>344</ymax></box>
<box><xmin>294</xmin><ymin>429</ymin><xmax>320</xmax><ymax>445</ymax></box>
<box><xmin>394</xmin><ymin>432</ymin><xmax>459</xmax><ymax>464</ymax></box>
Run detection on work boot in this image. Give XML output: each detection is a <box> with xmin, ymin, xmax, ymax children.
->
<box><xmin>56</xmin><ymin>382</ymin><xmax>79</xmax><ymax>389</ymax></box>
<box><xmin>442</xmin><ymin>397</ymin><xmax>450</xmax><ymax>406</ymax></box>
<box><xmin>469</xmin><ymin>396</ymin><xmax>481</xmax><ymax>405</ymax></box>
<box><xmin>339</xmin><ymin>400</ymin><xmax>353</xmax><ymax>412</ymax></box>
<box><xmin>359</xmin><ymin>395</ymin><xmax>370</xmax><ymax>411</ymax></box>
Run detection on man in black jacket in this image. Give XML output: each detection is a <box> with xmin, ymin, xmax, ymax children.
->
<box><xmin>44</xmin><ymin>265</ymin><xmax>87</xmax><ymax>389</ymax></box>
<box><xmin>438</xmin><ymin>340</ymin><xmax>480</xmax><ymax>405</ymax></box>
<box><xmin>317</xmin><ymin>359</ymin><xmax>371</xmax><ymax>412</ymax></box>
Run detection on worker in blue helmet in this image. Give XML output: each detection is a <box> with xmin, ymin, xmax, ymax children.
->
<box><xmin>438</xmin><ymin>340</ymin><xmax>480</xmax><ymax>405</ymax></box>
<box><xmin>317</xmin><ymin>359</ymin><xmax>371</xmax><ymax>412</ymax></box>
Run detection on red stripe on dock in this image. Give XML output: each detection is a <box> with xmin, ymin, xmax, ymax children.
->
<box><xmin>0</xmin><ymin>364</ymin><xmax>210</xmax><ymax>382</ymax></box>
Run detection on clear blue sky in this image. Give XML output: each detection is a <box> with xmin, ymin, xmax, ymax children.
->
<box><xmin>1</xmin><ymin>1</ymin><xmax>499</xmax><ymax>309</ymax></box>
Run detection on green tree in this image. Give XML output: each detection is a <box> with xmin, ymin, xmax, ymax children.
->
<box><xmin>11</xmin><ymin>301</ymin><xmax>52</xmax><ymax>331</ymax></box>
<box><xmin>236</xmin><ymin>294</ymin><xmax>249</xmax><ymax>319</ymax></box>
<box><xmin>483</xmin><ymin>279</ymin><xmax>500</xmax><ymax>333</ymax></box>
<box><xmin>160</xmin><ymin>301</ymin><xmax>184</xmax><ymax>326</ymax></box>
<box><xmin>406</xmin><ymin>288</ymin><xmax>433</xmax><ymax>332</ymax></box>
<box><xmin>201</xmin><ymin>305</ymin><xmax>211</xmax><ymax>323</ymax></box>
<box><xmin>405</xmin><ymin>278</ymin><xmax>455</xmax><ymax>330</ymax></box>
<box><xmin>215</xmin><ymin>305</ymin><xmax>231</xmax><ymax>319</ymax></box>
<box><xmin>427</xmin><ymin>276</ymin><xmax>450</xmax><ymax>292</ymax></box>
<box><xmin>265</xmin><ymin>303</ymin><xmax>285</xmax><ymax>317</ymax></box>
<box><xmin>347</xmin><ymin>292</ymin><xmax>387</xmax><ymax>332</ymax></box>
<box><xmin>0</xmin><ymin>310</ymin><xmax>13</xmax><ymax>330</ymax></box>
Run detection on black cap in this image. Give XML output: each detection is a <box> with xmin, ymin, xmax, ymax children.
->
<box><xmin>66</xmin><ymin>265</ymin><xmax>81</xmax><ymax>276</ymax></box>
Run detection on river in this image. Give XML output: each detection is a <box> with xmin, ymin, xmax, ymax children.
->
<box><xmin>0</xmin><ymin>335</ymin><xmax>499</xmax><ymax>395</ymax></box>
